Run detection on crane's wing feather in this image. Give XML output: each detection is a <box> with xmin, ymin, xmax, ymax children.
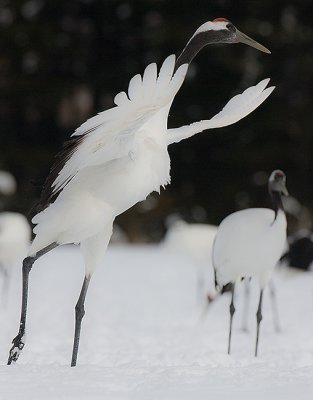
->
<box><xmin>37</xmin><ymin>56</ymin><xmax>188</xmax><ymax>211</ymax></box>
<box><xmin>167</xmin><ymin>79</ymin><xmax>275</xmax><ymax>145</ymax></box>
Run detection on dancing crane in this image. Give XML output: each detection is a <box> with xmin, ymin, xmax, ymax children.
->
<box><xmin>8</xmin><ymin>18</ymin><xmax>274</xmax><ymax>366</ymax></box>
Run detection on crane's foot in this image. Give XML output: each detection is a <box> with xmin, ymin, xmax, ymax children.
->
<box><xmin>7</xmin><ymin>333</ymin><xmax>25</xmax><ymax>365</ymax></box>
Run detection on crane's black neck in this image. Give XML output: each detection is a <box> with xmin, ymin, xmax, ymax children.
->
<box><xmin>174</xmin><ymin>29</ymin><xmax>229</xmax><ymax>73</ymax></box>
<box><xmin>270</xmin><ymin>190</ymin><xmax>284</xmax><ymax>220</ymax></box>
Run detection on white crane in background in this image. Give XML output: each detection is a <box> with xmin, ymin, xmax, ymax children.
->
<box><xmin>213</xmin><ymin>170</ymin><xmax>288</xmax><ymax>356</ymax></box>
<box><xmin>0</xmin><ymin>170</ymin><xmax>17</xmax><ymax>197</ymax></box>
<box><xmin>0</xmin><ymin>171</ymin><xmax>31</xmax><ymax>304</ymax></box>
<box><xmin>8</xmin><ymin>18</ymin><xmax>274</xmax><ymax>366</ymax></box>
<box><xmin>0</xmin><ymin>212</ymin><xmax>31</xmax><ymax>303</ymax></box>
<box><xmin>162</xmin><ymin>220</ymin><xmax>217</xmax><ymax>304</ymax></box>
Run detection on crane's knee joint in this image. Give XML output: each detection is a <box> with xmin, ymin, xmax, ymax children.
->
<box><xmin>230</xmin><ymin>302</ymin><xmax>235</xmax><ymax>316</ymax></box>
<box><xmin>75</xmin><ymin>303</ymin><xmax>85</xmax><ymax>320</ymax></box>
<box><xmin>23</xmin><ymin>256</ymin><xmax>35</xmax><ymax>273</ymax></box>
<box><xmin>256</xmin><ymin>309</ymin><xmax>262</xmax><ymax>323</ymax></box>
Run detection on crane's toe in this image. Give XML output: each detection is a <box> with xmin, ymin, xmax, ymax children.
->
<box><xmin>7</xmin><ymin>333</ymin><xmax>25</xmax><ymax>365</ymax></box>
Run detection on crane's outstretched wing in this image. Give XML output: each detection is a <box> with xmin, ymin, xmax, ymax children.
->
<box><xmin>167</xmin><ymin>79</ymin><xmax>275</xmax><ymax>145</ymax></box>
<box><xmin>37</xmin><ymin>56</ymin><xmax>188</xmax><ymax>211</ymax></box>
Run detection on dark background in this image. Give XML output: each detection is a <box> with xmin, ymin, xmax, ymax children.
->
<box><xmin>1</xmin><ymin>0</ymin><xmax>313</xmax><ymax>241</ymax></box>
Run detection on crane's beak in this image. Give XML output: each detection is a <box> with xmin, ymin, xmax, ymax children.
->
<box><xmin>281</xmin><ymin>184</ymin><xmax>289</xmax><ymax>196</ymax></box>
<box><xmin>277</xmin><ymin>180</ymin><xmax>289</xmax><ymax>196</ymax></box>
<box><xmin>236</xmin><ymin>29</ymin><xmax>271</xmax><ymax>54</ymax></box>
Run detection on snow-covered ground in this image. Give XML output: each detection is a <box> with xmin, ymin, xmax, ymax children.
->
<box><xmin>1</xmin><ymin>244</ymin><xmax>313</xmax><ymax>399</ymax></box>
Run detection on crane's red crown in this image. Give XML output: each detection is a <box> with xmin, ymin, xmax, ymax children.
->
<box><xmin>212</xmin><ymin>18</ymin><xmax>229</xmax><ymax>22</ymax></box>
<box><xmin>275</xmin><ymin>171</ymin><xmax>285</xmax><ymax>178</ymax></box>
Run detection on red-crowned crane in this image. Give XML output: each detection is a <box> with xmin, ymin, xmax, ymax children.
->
<box><xmin>8</xmin><ymin>18</ymin><xmax>274</xmax><ymax>366</ymax></box>
<box><xmin>213</xmin><ymin>170</ymin><xmax>288</xmax><ymax>356</ymax></box>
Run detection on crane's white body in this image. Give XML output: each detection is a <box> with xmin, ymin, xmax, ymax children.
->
<box><xmin>0</xmin><ymin>212</ymin><xmax>31</xmax><ymax>271</ymax></box>
<box><xmin>163</xmin><ymin>221</ymin><xmax>217</xmax><ymax>266</ymax></box>
<box><xmin>213</xmin><ymin>208</ymin><xmax>287</xmax><ymax>288</ymax></box>
<box><xmin>163</xmin><ymin>221</ymin><xmax>217</xmax><ymax>302</ymax></box>
<box><xmin>29</xmin><ymin>55</ymin><xmax>274</xmax><ymax>275</ymax></box>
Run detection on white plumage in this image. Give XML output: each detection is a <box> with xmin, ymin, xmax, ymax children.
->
<box><xmin>0</xmin><ymin>212</ymin><xmax>31</xmax><ymax>304</ymax></box>
<box><xmin>163</xmin><ymin>221</ymin><xmax>217</xmax><ymax>302</ymax></box>
<box><xmin>0</xmin><ymin>172</ymin><xmax>31</xmax><ymax>284</ymax></box>
<box><xmin>212</xmin><ymin>170</ymin><xmax>288</xmax><ymax>356</ymax></box>
<box><xmin>168</xmin><ymin>79</ymin><xmax>273</xmax><ymax>144</ymax></box>
<box><xmin>30</xmin><ymin>56</ymin><xmax>274</xmax><ymax>273</ymax></box>
<box><xmin>0</xmin><ymin>171</ymin><xmax>16</xmax><ymax>196</ymax></box>
<box><xmin>8</xmin><ymin>19</ymin><xmax>274</xmax><ymax>366</ymax></box>
<box><xmin>164</xmin><ymin>221</ymin><xmax>217</xmax><ymax>266</ymax></box>
<box><xmin>213</xmin><ymin>208</ymin><xmax>287</xmax><ymax>288</ymax></box>
<box><xmin>30</xmin><ymin>57</ymin><xmax>187</xmax><ymax>261</ymax></box>
<box><xmin>0</xmin><ymin>212</ymin><xmax>31</xmax><ymax>267</ymax></box>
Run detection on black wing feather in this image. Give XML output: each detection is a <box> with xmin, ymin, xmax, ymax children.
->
<box><xmin>35</xmin><ymin>134</ymin><xmax>86</xmax><ymax>212</ymax></box>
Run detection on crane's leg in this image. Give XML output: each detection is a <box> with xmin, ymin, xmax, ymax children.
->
<box><xmin>71</xmin><ymin>224</ymin><xmax>113</xmax><ymax>366</ymax></box>
<box><xmin>7</xmin><ymin>243</ymin><xmax>58</xmax><ymax>365</ymax></box>
<box><xmin>228</xmin><ymin>283</ymin><xmax>235</xmax><ymax>355</ymax></box>
<box><xmin>269</xmin><ymin>280</ymin><xmax>281</xmax><ymax>332</ymax></box>
<box><xmin>71</xmin><ymin>274</ymin><xmax>91</xmax><ymax>367</ymax></box>
<box><xmin>255</xmin><ymin>289</ymin><xmax>264</xmax><ymax>357</ymax></box>
<box><xmin>241</xmin><ymin>278</ymin><xmax>251</xmax><ymax>332</ymax></box>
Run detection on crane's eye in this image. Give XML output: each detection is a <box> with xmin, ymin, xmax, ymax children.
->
<box><xmin>226</xmin><ymin>23</ymin><xmax>235</xmax><ymax>32</ymax></box>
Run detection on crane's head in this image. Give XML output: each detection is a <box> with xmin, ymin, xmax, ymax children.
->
<box><xmin>175</xmin><ymin>18</ymin><xmax>271</xmax><ymax>70</ymax></box>
<box><xmin>192</xmin><ymin>18</ymin><xmax>271</xmax><ymax>54</ymax></box>
<box><xmin>269</xmin><ymin>170</ymin><xmax>289</xmax><ymax>196</ymax></box>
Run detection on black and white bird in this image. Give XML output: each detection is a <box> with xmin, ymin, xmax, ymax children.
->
<box><xmin>8</xmin><ymin>18</ymin><xmax>274</xmax><ymax>366</ymax></box>
<box><xmin>213</xmin><ymin>170</ymin><xmax>288</xmax><ymax>356</ymax></box>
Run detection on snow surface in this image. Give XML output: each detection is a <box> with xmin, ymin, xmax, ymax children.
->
<box><xmin>1</xmin><ymin>244</ymin><xmax>313</xmax><ymax>399</ymax></box>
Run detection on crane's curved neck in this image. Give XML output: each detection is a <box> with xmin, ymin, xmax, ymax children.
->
<box><xmin>175</xmin><ymin>30</ymin><xmax>228</xmax><ymax>72</ymax></box>
<box><xmin>270</xmin><ymin>191</ymin><xmax>284</xmax><ymax>220</ymax></box>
